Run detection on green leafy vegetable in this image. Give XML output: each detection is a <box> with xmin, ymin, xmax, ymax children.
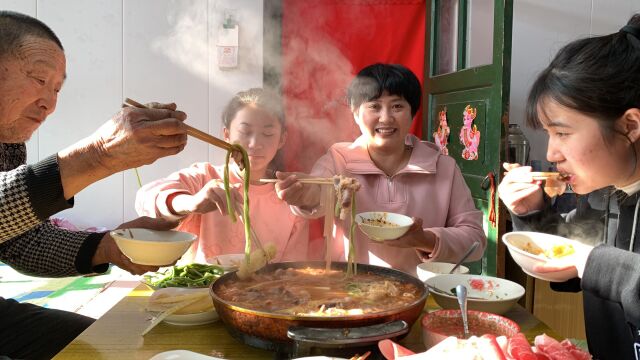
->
<box><xmin>143</xmin><ymin>263</ymin><xmax>224</xmax><ymax>288</ymax></box>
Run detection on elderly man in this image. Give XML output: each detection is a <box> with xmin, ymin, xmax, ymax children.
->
<box><xmin>0</xmin><ymin>11</ymin><xmax>189</xmax><ymax>359</ymax></box>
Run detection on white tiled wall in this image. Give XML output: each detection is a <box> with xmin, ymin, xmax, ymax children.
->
<box><xmin>510</xmin><ymin>0</ymin><xmax>640</xmax><ymax>167</ymax></box>
<box><xmin>1</xmin><ymin>0</ymin><xmax>263</xmax><ymax>229</ymax></box>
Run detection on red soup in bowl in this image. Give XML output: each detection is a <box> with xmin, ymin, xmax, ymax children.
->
<box><xmin>422</xmin><ymin>309</ymin><xmax>520</xmax><ymax>349</ymax></box>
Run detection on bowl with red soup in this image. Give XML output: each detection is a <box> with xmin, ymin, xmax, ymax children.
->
<box><xmin>421</xmin><ymin>309</ymin><xmax>520</xmax><ymax>349</ymax></box>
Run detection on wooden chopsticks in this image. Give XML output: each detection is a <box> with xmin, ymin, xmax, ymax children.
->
<box><xmin>259</xmin><ymin>178</ymin><xmax>335</xmax><ymax>185</ymax></box>
<box><xmin>123</xmin><ymin>98</ymin><xmax>233</xmax><ymax>152</ymax></box>
<box><xmin>530</xmin><ymin>172</ymin><xmax>565</xmax><ymax>180</ymax></box>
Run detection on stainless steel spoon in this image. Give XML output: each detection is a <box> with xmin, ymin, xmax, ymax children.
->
<box><xmin>450</xmin><ymin>241</ymin><xmax>480</xmax><ymax>274</ymax></box>
<box><xmin>456</xmin><ymin>284</ymin><xmax>470</xmax><ymax>338</ymax></box>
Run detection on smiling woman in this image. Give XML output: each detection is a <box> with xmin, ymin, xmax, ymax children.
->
<box><xmin>275</xmin><ymin>63</ymin><xmax>486</xmax><ymax>276</ymax></box>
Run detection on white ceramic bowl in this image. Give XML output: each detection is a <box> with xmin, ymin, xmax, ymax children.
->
<box><xmin>502</xmin><ymin>231</ymin><xmax>582</xmax><ymax>282</ymax></box>
<box><xmin>111</xmin><ymin>228</ymin><xmax>197</xmax><ymax>266</ymax></box>
<box><xmin>425</xmin><ymin>274</ymin><xmax>525</xmax><ymax>315</ymax></box>
<box><xmin>416</xmin><ymin>262</ymin><xmax>470</xmax><ymax>282</ymax></box>
<box><xmin>355</xmin><ymin>212</ymin><xmax>414</xmax><ymax>241</ymax></box>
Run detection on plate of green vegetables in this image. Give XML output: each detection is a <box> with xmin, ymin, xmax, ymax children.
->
<box><xmin>143</xmin><ymin>263</ymin><xmax>225</xmax><ymax>288</ymax></box>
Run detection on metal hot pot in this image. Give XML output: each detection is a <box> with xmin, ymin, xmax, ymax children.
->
<box><xmin>209</xmin><ymin>261</ymin><xmax>427</xmax><ymax>357</ymax></box>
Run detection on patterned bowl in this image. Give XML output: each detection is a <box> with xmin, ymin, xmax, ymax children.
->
<box><xmin>421</xmin><ymin>309</ymin><xmax>520</xmax><ymax>349</ymax></box>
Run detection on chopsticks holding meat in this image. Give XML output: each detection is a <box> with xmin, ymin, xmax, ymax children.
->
<box><xmin>529</xmin><ymin>172</ymin><xmax>570</xmax><ymax>181</ymax></box>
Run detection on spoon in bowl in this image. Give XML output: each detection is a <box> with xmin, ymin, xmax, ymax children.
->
<box><xmin>449</xmin><ymin>241</ymin><xmax>480</xmax><ymax>274</ymax></box>
<box><xmin>456</xmin><ymin>284</ymin><xmax>470</xmax><ymax>339</ymax></box>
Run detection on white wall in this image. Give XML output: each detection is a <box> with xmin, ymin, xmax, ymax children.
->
<box><xmin>0</xmin><ymin>0</ymin><xmax>264</xmax><ymax>229</ymax></box>
<box><xmin>510</xmin><ymin>0</ymin><xmax>640</xmax><ymax>168</ymax></box>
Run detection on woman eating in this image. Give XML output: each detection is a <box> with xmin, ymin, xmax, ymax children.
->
<box><xmin>498</xmin><ymin>14</ymin><xmax>640</xmax><ymax>359</ymax></box>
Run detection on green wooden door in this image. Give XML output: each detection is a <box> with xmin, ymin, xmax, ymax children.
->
<box><xmin>424</xmin><ymin>0</ymin><xmax>512</xmax><ymax>276</ymax></box>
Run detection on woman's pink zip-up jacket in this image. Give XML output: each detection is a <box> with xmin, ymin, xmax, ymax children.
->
<box><xmin>293</xmin><ymin>134</ymin><xmax>486</xmax><ymax>275</ymax></box>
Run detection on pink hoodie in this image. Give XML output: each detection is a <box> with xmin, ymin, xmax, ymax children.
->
<box><xmin>135</xmin><ymin>163</ymin><xmax>309</xmax><ymax>264</ymax></box>
<box><xmin>293</xmin><ymin>134</ymin><xmax>486</xmax><ymax>275</ymax></box>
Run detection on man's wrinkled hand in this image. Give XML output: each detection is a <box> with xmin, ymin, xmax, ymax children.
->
<box><xmin>92</xmin><ymin>216</ymin><xmax>179</xmax><ymax>275</ymax></box>
<box><xmin>93</xmin><ymin>105</ymin><xmax>188</xmax><ymax>173</ymax></box>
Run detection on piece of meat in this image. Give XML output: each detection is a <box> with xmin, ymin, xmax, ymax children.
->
<box><xmin>507</xmin><ymin>333</ymin><xmax>538</xmax><ymax>360</ymax></box>
<box><xmin>377</xmin><ymin>339</ymin><xmax>415</xmax><ymax>359</ymax></box>
<box><xmin>534</xmin><ymin>334</ymin><xmax>576</xmax><ymax>360</ymax></box>
<box><xmin>560</xmin><ymin>339</ymin><xmax>592</xmax><ymax>360</ymax></box>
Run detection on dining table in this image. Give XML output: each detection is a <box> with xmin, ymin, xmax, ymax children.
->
<box><xmin>53</xmin><ymin>283</ymin><xmax>560</xmax><ymax>360</ymax></box>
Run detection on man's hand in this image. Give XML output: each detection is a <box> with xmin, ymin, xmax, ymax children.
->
<box><xmin>92</xmin><ymin>104</ymin><xmax>188</xmax><ymax>172</ymax></box>
<box><xmin>92</xmin><ymin>216</ymin><xmax>179</xmax><ymax>275</ymax></box>
<box><xmin>58</xmin><ymin>102</ymin><xmax>188</xmax><ymax>199</ymax></box>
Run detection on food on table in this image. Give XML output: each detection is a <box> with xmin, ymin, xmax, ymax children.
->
<box><xmin>144</xmin><ymin>287</ymin><xmax>215</xmax><ymax>335</ymax></box>
<box><xmin>359</xmin><ymin>212</ymin><xmax>399</xmax><ymax>228</ymax></box>
<box><xmin>379</xmin><ymin>332</ymin><xmax>592</xmax><ymax>360</ymax></box>
<box><xmin>518</xmin><ymin>240</ymin><xmax>575</xmax><ymax>260</ymax></box>
<box><xmin>147</xmin><ymin>287</ymin><xmax>213</xmax><ymax>315</ymax></box>
<box><xmin>217</xmin><ymin>267</ymin><xmax>421</xmax><ymax>316</ymax></box>
<box><xmin>236</xmin><ymin>243</ymin><xmax>276</xmax><ymax>280</ymax></box>
<box><xmin>333</xmin><ymin>175</ymin><xmax>361</xmax><ymax>220</ymax></box>
<box><xmin>143</xmin><ymin>263</ymin><xmax>224</xmax><ymax>288</ymax></box>
<box><xmin>544</xmin><ymin>243</ymin><xmax>575</xmax><ymax>259</ymax></box>
<box><xmin>327</xmin><ymin>175</ymin><xmax>361</xmax><ymax>276</ymax></box>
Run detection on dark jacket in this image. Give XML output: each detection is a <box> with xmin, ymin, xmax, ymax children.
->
<box><xmin>0</xmin><ymin>143</ymin><xmax>106</xmax><ymax>277</ymax></box>
<box><xmin>512</xmin><ymin>189</ymin><xmax>640</xmax><ymax>360</ymax></box>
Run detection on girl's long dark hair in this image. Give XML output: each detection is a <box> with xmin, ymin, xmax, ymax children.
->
<box><xmin>525</xmin><ymin>14</ymin><xmax>640</xmax><ymax>140</ymax></box>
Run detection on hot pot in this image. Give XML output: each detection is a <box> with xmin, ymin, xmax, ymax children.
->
<box><xmin>209</xmin><ymin>261</ymin><xmax>427</xmax><ymax>356</ymax></box>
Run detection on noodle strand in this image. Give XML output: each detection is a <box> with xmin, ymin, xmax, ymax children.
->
<box><xmin>223</xmin><ymin>146</ymin><xmax>252</xmax><ymax>265</ymax></box>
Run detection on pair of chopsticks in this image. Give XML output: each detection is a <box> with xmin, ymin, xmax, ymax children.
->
<box><xmin>122</xmin><ymin>98</ymin><xmax>233</xmax><ymax>152</ymax></box>
<box><xmin>530</xmin><ymin>172</ymin><xmax>565</xmax><ymax>181</ymax></box>
<box><xmin>259</xmin><ymin>178</ymin><xmax>335</xmax><ymax>185</ymax></box>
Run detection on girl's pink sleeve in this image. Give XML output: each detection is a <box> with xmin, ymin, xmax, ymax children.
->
<box><xmin>135</xmin><ymin>163</ymin><xmax>218</xmax><ymax>221</ymax></box>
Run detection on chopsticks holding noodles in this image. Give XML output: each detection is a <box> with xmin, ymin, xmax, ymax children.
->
<box><xmin>259</xmin><ymin>177</ymin><xmax>335</xmax><ymax>185</ymax></box>
<box><xmin>122</xmin><ymin>98</ymin><xmax>234</xmax><ymax>152</ymax></box>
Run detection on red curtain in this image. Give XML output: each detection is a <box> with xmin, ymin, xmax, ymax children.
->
<box><xmin>281</xmin><ymin>0</ymin><xmax>426</xmax><ymax>172</ymax></box>
<box><xmin>281</xmin><ymin>0</ymin><xmax>426</xmax><ymax>259</ymax></box>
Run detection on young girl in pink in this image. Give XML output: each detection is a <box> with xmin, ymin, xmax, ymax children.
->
<box><xmin>135</xmin><ymin>88</ymin><xmax>308</xmax><ymax>264</ymax></box>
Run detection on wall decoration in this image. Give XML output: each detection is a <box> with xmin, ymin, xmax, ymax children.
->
<box><xmin>459</xmin><ymin>105</ymin><xmax>481</xmax><ymax>160</ymax></box>
<box><xmin>433</xmin><ymin>107</ymin><xmax>451</xmax><ymax>155</ymax></box>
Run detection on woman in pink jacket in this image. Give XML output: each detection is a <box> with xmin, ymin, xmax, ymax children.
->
<box><xmin>136</xmin><ymin>88</ymin><xmax>308</xmax><ymax>264</ymax></box>
<box><xmin>275</xmin><ymin>64</ymin><xmax>485</xmax><ymax>275</ymax></box>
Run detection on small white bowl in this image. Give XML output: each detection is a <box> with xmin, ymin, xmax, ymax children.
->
<box><xmin>208</xmin><ymin>253</ymin><xmax>244</xmax><ymax>271</ymax></box>
<box><xmin>416</xmin><ymin>262</ymin><xmax>470</xmax><ymax>282</ymax></box>
<box><xmin>164</xmin><ymin>309</ymin><xmax>219</xmax><ymax>326</ymax></box>
<box><xmin>355</xmin><ymin>212</ymin><xmax>414</xmax><ymax>241</ymax></box>
<box><xmin>502</xmin><ymin>231</ymin><xmax>581</xmax><ymax>282</ymax></box>
<box><xmin>425</xmin><ymin>274</ymin><xmax>525</xmax><ymax>315</ymax></box>
<box><xmin>111</xmin><ymin>228</ymin><xmax>196</xmax><ymax>266</ymax></box>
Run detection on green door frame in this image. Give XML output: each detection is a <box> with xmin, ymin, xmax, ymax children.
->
<box><xmin>424</xmin><ymin>0</ymin><xmax>513</xmax><ymax>276</ymax></box>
